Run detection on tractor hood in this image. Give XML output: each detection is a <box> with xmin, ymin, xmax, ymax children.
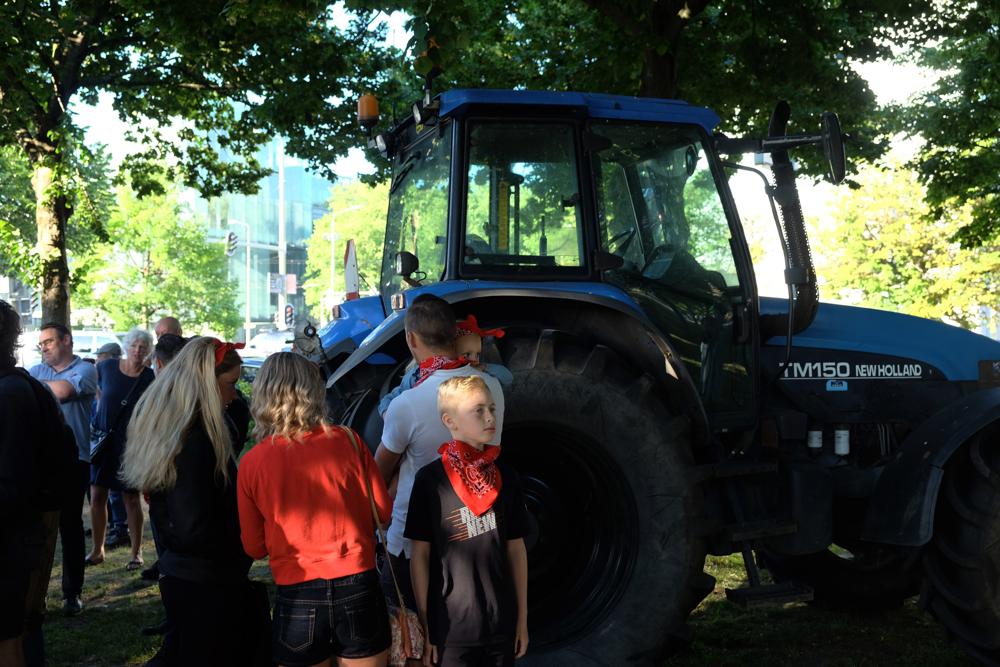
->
<box><xmin>314</xmin><ymin>295</ymin><xmax>388</xmax><ymax>362</ymax></box>
<box><xmin>761</xmin><ymin>297</ymin><xmax>1000</xmax><ymax>382</ymax></box>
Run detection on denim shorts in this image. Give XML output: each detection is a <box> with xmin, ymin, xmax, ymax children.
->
<box><xmin>273</xmin><ymin>569</ymin><xmax>390</xmax><ymax>666</ymax></box>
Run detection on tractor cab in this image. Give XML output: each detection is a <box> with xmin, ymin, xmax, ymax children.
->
<box><xmin>363</xmin><ymin>90</ymin><xmax>773</xmax><ymax>427</ymax></box>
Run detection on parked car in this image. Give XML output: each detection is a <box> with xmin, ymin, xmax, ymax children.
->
<box><xmin>244</xmin><ymin>330</ymin><xmax>293</xmax><ymax>358</ymax></box>
<box><xmin>72</xmin><ymin>330</ymin><xmax>124</xmax><ymax>360</ymax></box>
<box><xmin>240</xmin><ymin>356</ymin><xmax>263</xmax><ymax>384</ymax></box>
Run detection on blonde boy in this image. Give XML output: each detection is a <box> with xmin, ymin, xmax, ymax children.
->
<box><xmin>406</xmin><ymin>376</ymin><xmax>528</xmax><ymax>667</ymax></box>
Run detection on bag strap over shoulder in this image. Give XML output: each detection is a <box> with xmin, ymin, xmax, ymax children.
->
<box><xmin>340</xmin><ymin>426</ymin><xmax>409</xmax><ymax>611</ymax></box>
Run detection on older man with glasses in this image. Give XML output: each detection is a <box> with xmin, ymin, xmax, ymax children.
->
<box><xmin>28</xmin><ymin>323</ymin><xmax>97</xmax><ymax>617</ymax></box>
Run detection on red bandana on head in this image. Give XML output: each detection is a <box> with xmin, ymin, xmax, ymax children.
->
<box><xmin>438</xmin><ymin>439</ymin><xmax>502</xmax><ymax>516</ymax></box>
<box><xmin>414</xmin><ymin>355</ymin><xmax>468</xmax><ymax>386</ymax></box>
<box><xmin>456</xmin><ymin>314</ymin><xmax>505</xmax><ymax>339</ymax></box>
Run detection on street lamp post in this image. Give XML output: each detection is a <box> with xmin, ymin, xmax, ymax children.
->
<box><xmin>228</xmin><ymin>219</ymin><xmax>252</xmax><ymax>343</ymax></box>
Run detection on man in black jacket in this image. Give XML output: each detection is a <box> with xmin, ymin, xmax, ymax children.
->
<box><xmin>0</xmin><ymin>301</ymin><xmax>79</xmax><ymax>667</ymax></box>
<box><xmin>0</xmin><ymin>301</ymin><xmax>45</xmax><ymax>667</ymax></box>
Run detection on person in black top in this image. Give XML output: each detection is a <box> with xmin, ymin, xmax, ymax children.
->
<box><xmin>0</xmin><ymin>300</ymin><xmax>39</xmax><ymax>667</ymax></box>
<box><xmin>0</xmin><ymin>301</ymin><xmax>77</xmax><ymax>667</ymax></box>
<box><xmin>406</xmin><ymin>375</ymin><xmax>529</xmax><ymax>667</ymax></box>
<box><xmin>121</xmin><ymin>336</ymin><xmax>256</xmax><ymax>666</ymax></box>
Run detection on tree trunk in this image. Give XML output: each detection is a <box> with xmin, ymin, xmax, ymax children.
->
<box><xmin>638</xmin><ymin>47</ymin><xmax>679</xmax><ymax>99</ymax></box>
<box><xmin>33</xmin><ymin>163</ymin><xmax>71</xmax><ymax>326</ymax></box>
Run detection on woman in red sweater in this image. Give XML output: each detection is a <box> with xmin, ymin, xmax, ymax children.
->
<box><xmin>237</xmin><ymin>353</ymin><xmax>392</xmax><ymax>667</ymax></box>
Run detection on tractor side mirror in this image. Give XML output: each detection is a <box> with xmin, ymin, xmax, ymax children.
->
<box><xmin>394</xmin><ymin>251</ymin><xmax>419</xmax><ymax>278</ymax></box>
<box><xmin>821</xmin><ymin>112</ymin><xmax>846</xmax><ymax>185</ymax></box>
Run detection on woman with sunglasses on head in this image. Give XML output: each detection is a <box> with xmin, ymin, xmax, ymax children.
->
<box><xmin>121</xmin><ymin>336</ymin><xmax>252</xmax><ymax>665</ymax></box>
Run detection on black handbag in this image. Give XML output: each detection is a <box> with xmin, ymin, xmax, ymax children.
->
<box><xmin>89</xmin><ymin>374</ymin><xmax>144</xmax><ymax>461</ymax></box>
<box><xmin>88</xmin><ymin>427</ymin><xmax>112</xmax><ymax>461</ymax></box>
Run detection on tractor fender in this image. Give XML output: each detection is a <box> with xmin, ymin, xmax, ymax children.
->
<box><xmin>861</xmin><ymin>386</ymin><xmax>1000</xmax><ymax>546</ymax></box>
<box><xmin>326</xmin><ymin>286</ymin><xmax>710</xmax><ymax>447</ymax></box>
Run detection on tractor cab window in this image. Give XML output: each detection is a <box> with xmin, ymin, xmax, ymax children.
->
<box><xmin>380</xmin><ymin>124</ymin><xmax>452</xmax><ymax>311</ymax></box>
<box><xmin>462</xmin><ymin>122</ymin><xmax>586</xmax><ymax>276</ymax></box>
<box><xmin>590</xmin><ymin>122</ymin><xmax>739</xmax><ymax>292</ymax></box>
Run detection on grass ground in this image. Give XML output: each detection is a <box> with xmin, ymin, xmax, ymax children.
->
<box><xmin>40</xmin><ymin>514</ymin><xmax>971</xmax><ymax>666</ymax></box>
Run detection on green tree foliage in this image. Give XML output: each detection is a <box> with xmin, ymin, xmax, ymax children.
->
<box><xmin>304</xmin><ymin>180</ymin><xmax>389</xmax><ymax>315</ymax></box>
<box><xmin>75</xmin><ymin>183</ymin><xmax>241</xmax><ymax>336</ymax></box>
<box><xmin>0</xmin><ymin>0</ymin><xmax>399</xmax><ymax>324</ymax></box>
<box><xmin>900</xmin><ymin>2</ymin><xmax>1000</xmax><ymax>247</ymax></box>
<box><xmin>814</xmin><ymin>162</ymin><xmax>1000</xmax><ymax>329</ymax></box>
<box><xmin>387</xmin><ymin>0</ymin><xmax>943</xmax><ymax>173</ymax></box>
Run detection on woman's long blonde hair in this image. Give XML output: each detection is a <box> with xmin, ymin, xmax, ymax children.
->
<box><xmin>122</xmin><ymin>336</ymin><xmax>240</xmax><ymax>492</ymax></box>
<box><xmin>250</xmin><ymin>352</ymin><xmax>328</xmax><ymax>442</ymax></box>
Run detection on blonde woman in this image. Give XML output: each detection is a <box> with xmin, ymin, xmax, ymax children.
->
<box><xmin>237</xmin><ymin>352</ymin><xmax>392</xmax><ymax>667</ymax></box>
<box><xmin>122</xmin><ymin>336</ymin><xmax>251</xmax><ymax>665</ymax></box>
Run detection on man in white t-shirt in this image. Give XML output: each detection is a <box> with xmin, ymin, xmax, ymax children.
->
<box><xmin>375</xmin><ymin>294</ymin><xmax>505</xmax><ymax>608</ymax></box>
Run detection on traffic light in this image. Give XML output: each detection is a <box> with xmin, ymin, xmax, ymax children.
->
<box><xmin>225</xmin><ymin>231</ymin><xmax>239</xmax><ymax>256</ymax></box>
<box><xmin>284</xmin><ymin>304</ymin><xmax>295</xmax><ymax>328</ymax></box>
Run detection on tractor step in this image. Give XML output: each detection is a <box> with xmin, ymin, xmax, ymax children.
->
<box><xmin>723</xmin><ymin>519</ymin><xmax>798</xmax><ymax>542</ymax></box>
<box><xmin>692</xmin><ymin>461</ymin><xmax>778</xmax><ymax>483</ymax></box>
<box><xmin>725</xmin><ymin>581</ymin><xmax>814</xmax><ymax>608</ymax></box>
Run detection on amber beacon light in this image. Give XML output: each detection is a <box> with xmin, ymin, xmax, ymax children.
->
<box><xmin>358</xmin><ymin>94</ymin><xmax>380</xmax><ymax>131</ymax></box>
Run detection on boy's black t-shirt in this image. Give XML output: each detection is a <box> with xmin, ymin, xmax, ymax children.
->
<box><xmin>404</xmin><ymin>458</ymin><xmax>529</xmax><ymax>647</ymax></box>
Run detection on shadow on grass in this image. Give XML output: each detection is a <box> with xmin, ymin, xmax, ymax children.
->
<box><xmin>669</xmin><ymin>556</ymin><xmax>973</xmax><ymax>667</ymax></box>
<box><xmin>41</xmin><ymin>506</ymin><xmax>277</xmax><ymax>667</ymax></box>
<box><xmin>41</xmin><ymin>523</ymin><xmax>972</xmax><ymax>665</ymax></box>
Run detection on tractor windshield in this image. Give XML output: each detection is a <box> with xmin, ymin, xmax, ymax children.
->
<box><xmin>461</xmin><ymin>121</ymin><xmax>587</xmax><ymax>277</ymax></box>
<box><xmin>380</xmin><ymin>124</ymin><xmax>452</xmax><ymax>311</ymax></box>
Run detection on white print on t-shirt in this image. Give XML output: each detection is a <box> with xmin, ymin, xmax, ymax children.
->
<box><xmin>447</xmin><ymin>506</ymin><xmax>497</xmax><ymax>542</ymax></box>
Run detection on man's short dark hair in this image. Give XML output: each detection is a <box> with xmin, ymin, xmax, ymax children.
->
<box><xmin>40</xmin><ymin>321</ymin><xmax>71</xmax><ymax>341</ymax></box>
<box><xmin>404</xmin><ymin>294</ymin><xmax>456</xmax><ymax>349</ymax></box>
<box><xmin>0</xmin><ymin>299</ymin><xmax>20</xmax><ymax>369</ymax></box>
<box><xmin>154</xmin><ymin>334</ymin><xmax>188</xmax><ymax>365</ymax></box>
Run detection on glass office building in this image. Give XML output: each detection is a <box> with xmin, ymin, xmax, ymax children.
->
<box><xmin>192</xmin><ymin>138</ymin><xmax>333</xmax><ymax>342</ymax></box>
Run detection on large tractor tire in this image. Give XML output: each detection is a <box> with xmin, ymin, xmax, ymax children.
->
<box><xmin>494</xmin><ymin>329</ymin><xmax>712</xmax><ymax>666</ymax></box>
<box><xmin>762</xmin><ymin>542</ymin><xmax>920</xmax><ymax>610</ymax></box>
<box><xmin>922</xmin><ymin>429</ymin><xmax>1000</xmax><ymax>665</ymax></box>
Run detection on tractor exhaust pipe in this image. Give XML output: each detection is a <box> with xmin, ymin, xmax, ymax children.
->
<box><xmin>759</xmin><ymin>101</ymin><xmax>818</xmax><ymax>340</ymax></box>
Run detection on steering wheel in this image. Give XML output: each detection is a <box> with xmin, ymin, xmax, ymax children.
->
<box><xmin>640</xmin><ymin>244</ymin><xmax>675</xmax><ymax>278</ymax></box>
<box><xmin>606</xmin><ymin>228</ymin><xmax>636</xmax><ymax>256</ymax></box>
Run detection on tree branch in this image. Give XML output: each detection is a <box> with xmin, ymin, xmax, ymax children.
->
<box><xmin>38</xmin><ymin>0</ymin><xmax>113</xmax><ymax>131</ymax></box>
<box><xmin>578</xmin><ymin>0</ymin><xmax>645</xmax><ymax>37</ymax></box>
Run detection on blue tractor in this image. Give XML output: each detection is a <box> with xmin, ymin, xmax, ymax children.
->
<box><xmin>301</xmin><ymin>88</ymin><xmax>1000</xmax><ymax>665</ymax></box>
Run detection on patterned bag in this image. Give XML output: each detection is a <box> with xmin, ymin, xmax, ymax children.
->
<box><xmin>387</xmin><ymin>602</ymin><xmax>424</xmax><ymax>666</ymax></box>
<box><xmin>342</xmin><ymin>427</ymin><xmax>424</xmax><ymax>666</ymax></box>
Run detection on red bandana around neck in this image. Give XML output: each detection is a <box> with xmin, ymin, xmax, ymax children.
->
<box><xmin>414</xmin><ymin>354</ymin><xmax>468</xmax><ymax>386</ymax></box>
<box><xmin>438</xmin><ymin>439</ymin><xmax>502</xmax><ymax>516</ymax></box>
